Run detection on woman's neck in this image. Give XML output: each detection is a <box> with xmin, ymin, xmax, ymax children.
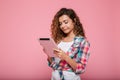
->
<box><xmin>62</xmin><ymin>32</ymin><xmax>75</xmax><ymax>42</ymax></box>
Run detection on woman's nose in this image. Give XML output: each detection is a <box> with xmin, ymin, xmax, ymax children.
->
<box><xmin>61</xmin><ymin>23</ymin><xmax>65</xmax><ymax>28</ymax></box>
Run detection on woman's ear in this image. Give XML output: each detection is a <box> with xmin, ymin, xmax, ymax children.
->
<box><xmin>73</xmin><ymin>18</ymin><xmax>76</xmax><ymax>25</ymax></box>
<box><xmin>74</xmin><ymin>18</ymin><xmax>76</xmax><ymax>23</ymax></box>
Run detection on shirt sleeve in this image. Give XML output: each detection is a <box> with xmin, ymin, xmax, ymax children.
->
<box><xmin>47</xmin><ymin>57</ymin><xmax>60</xmax><ymax>70</ymax></box>
<box><xmin>75</xmin><ymin>39</ymin><xmax>90</xmax><ymax>74</ymax></box>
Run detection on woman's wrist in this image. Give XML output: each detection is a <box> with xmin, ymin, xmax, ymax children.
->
<box><xmin>64</xmin><ymin>54</ymin><xmax>69</xmax><ymax>61</ymax></box>
<box><xmin>47</xmin><ymin>56</ymin><xmax>52</xmax><ymax>63</ymax></box>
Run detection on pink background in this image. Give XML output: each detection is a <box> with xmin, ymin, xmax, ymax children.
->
<box><xmin>0</xmin><ymin>0</ymin><xmax>120</xmax><ymax>80</ymax></box>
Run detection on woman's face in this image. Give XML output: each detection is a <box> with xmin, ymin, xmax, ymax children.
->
<box><xmin>59</xmin><ymin>15</ymin><xmax>75</xmax><ymax>35</ymax></box>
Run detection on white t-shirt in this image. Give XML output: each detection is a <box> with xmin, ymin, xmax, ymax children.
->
<box><xmin>54</xmin><ymin>40</ymin><xmax>74</xmax><ymax>63</ymax></box>
<box><xmin>52</xmin><ymin>40</ymin><xmax>81</xmax><ymax>80</ymax></box>
<box><xmin>52</xmin><ymin>40</ymin><xmax>80</xmax><ymax>80</ymax></box>
<box><xmin>57</xmin><ymin>40</ymin><xmax>74</xmax><ymax>52</ymax></box>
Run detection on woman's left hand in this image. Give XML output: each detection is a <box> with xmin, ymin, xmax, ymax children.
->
<box><xmin>53</xmin><ymin>48</ymin><xmax>67</xmax><ymax>60</ymax></box>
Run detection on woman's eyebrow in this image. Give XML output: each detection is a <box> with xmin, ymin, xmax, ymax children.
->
<box><xmin>59</xmin><ymin>19</ymin><xmax>68</xmax><ymax>23</ymax></box>
<box><xmin>63</xmin><ymin>20</ymin><xmax>68</xmax><ymax>22</ymax></box>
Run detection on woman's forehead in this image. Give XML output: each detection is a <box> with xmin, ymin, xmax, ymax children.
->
<box><xmin>59</xmin><ymin>15</ymin><xmax>71</xmax><ymax>22</ymax></box>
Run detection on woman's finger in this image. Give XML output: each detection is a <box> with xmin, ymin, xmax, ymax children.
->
<box><xmin>43</xmin><ymin>48</ymin><xmax>45</xmax><ymax>51</ymax></box>
<box><xmin>53</xmin><ymin>48</ymin><xmax>60</xmax><ymax>52</ymax></box>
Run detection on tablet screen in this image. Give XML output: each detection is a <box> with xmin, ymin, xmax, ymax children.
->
<box><xmin>39</xmin><ymin>38</ymin><xmax>57</xmax><ymax>57</ymax></box>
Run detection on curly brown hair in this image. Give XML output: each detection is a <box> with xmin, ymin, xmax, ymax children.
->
<box><xmin>51</xmin><ymin>8</ymin><xmax>86</xmax><ymax>43</ymax></box>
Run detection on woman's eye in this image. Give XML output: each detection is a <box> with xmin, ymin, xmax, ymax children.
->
<box><xmin>64</xmin><ymin>21</ymin><xmax>68</xmax><ymax>24</ymax></box>
<box><xmin>59</xmin><ymin>23</ymin><xmax>62</xmax><ymax>26</ymax></box>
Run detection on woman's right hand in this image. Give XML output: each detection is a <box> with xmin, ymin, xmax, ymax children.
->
<box><xmin>47</xmin><ymin>55</ymin><xmax>52</xmax><ymax>63</ymax></box>
<box><xmin>43</xmin><ymin>48</ymin><xmax>46</xmax><ymax>53</ymax></box>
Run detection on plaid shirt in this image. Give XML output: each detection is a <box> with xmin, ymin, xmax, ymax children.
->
<box><xmin>48</xmin><ymin>36</ymin><xmax>90</xmax><ymax>74</ymax></box>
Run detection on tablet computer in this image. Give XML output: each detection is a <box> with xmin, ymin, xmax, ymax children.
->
<box><xmin>39</xmin><ymin>38</ymin><xmax>58</xmax><ymax>57</ymax></box>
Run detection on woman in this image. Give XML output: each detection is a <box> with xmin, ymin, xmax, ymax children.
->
<box><xmin>46</xmin><ymin>8</ymin><xmax>90</xmax><ymax>80</ymax></box>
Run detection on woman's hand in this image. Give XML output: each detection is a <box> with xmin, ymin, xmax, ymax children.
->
<box><xmin>54</xmin><ymin>48</ymin><xmax>78</xmax><ymax>71</ymax></box>
<box><xmin>53</xmin><ymin>48</ymin><xmax>67</xmax><ymax>60</ymax></box>
<box><xmin>47</xmin><ymin>55</ymin><xmax>53</xmax><ymax>63</ymax></box>
<box><xmin>42</xmin><ymin>48</ymin><xmax>46</xmax><ymax>53</ymax></box>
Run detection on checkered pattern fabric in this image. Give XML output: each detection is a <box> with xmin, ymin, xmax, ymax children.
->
<box><xmin>48</xmin><ymin>36</ymin><xmax>90</xmax><ymax>80</ymax></box>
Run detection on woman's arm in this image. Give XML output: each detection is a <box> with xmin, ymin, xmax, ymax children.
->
<box><xmin>43</xmin><ymin>48</ymin><xmax>60</xmax><ymax>70</ymax></box>
<box><xmin>54</xmin><ymin>39</ymin><xmax>90</xmax><ymax>73</ymax></box>
<box><xmin>54</xmin><ymin>49</ymin><xmax>77</xmax><ymax>71</ymax></box>
<box><xmin>47</xmin><ymin>55</ymin><xmax>52</xmax><ymax>63</ymax></box>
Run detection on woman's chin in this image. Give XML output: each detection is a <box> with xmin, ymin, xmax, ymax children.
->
<box><xmin>63</xmin><ymin>30</ymin><xmax>69</xmax><ymax>34</ymax></box>
<box><xmin>63</xmin><ymin>32</ymin><xmax>69</xmax><ymax>34</ymax></box>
